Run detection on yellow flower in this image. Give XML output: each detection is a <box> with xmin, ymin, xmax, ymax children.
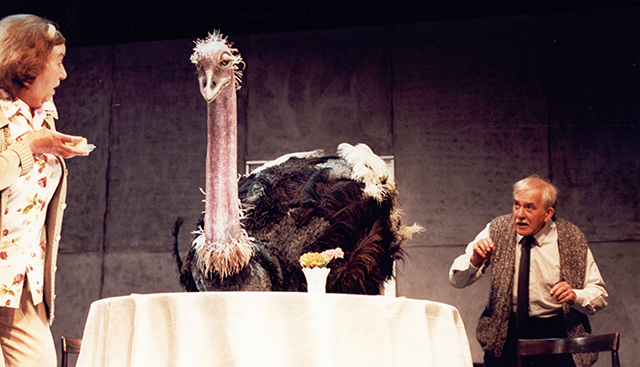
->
<box><xmin>299</xmin><ymin>247</ymin><xmax>344</xmax><ymax>268</ymax></box>
<box><xmin>299</xmin><ymin>253</ymin><xmax>327</xmax><ymax>268</ymax></box>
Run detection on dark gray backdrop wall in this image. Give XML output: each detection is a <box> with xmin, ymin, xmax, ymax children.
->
<box><xmin>50</xmin><ymin>8</ymin><xmax>638</xmax><ymax>366</ymax></box>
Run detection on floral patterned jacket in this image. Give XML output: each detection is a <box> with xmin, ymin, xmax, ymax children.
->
<box><xmin>0</xmin><ymin>109</ymin><xmax>67</xmax><ymax>324</ymax></box>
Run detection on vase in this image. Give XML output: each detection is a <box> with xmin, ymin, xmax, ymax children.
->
<box><xmin>303</xmin><ymin>267</ymin><xmax>330</xmax><ymax>293</ymax></box>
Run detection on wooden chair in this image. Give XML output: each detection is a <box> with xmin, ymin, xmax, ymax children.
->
<box><xmin>61</xmin><ymin>336</ymin><xmax>82</xmax><ymax>367</ymax></box>
<box><xmin>517</xmin><ymin>332</ymin><xmax>620</xmax><ymax>367</ymax></box>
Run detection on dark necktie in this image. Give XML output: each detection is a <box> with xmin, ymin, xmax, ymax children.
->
<box><xmin>516</xmin><ymin>235</ymin><xmax>535</xmax><ymax>338</ymax></box>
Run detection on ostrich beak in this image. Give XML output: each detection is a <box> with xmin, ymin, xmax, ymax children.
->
<box><xmin>198</xmin><ymin>67</ymin><xmax>232</xmax><ymax>102</ymax></box>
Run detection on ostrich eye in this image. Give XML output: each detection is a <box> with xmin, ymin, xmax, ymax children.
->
<box><xmin>221</xmin><ymin>60</ymin><xmax>230</xmax><ymax>66</ymax></box>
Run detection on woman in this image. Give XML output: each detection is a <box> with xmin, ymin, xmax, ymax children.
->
<box><xmin>0</xmin><ymin>14</ymin><xmax>90</xmax><ymax>367</ymax></box>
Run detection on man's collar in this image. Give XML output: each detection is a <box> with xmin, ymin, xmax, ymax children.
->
<box><xmin>516</xmin><ymin>219</ymin><xmax>556</xmax><ymax>246</ymax></box>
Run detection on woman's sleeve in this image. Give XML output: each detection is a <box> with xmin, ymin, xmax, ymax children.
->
<box><xmin>0</xmin><ymin>141</ymin><xmax>34</xmax><ymax>190</ymax></box>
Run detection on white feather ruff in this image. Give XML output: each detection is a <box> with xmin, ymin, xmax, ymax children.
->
<box><xmin>192</xmin><ymin>201</ymin><xmax>255</xmax><ymax>279</ymax></box>
<box><xmin>192</xmin><ymin>229</ymin><xmax>255</xmax><ymax>279</ymax></box>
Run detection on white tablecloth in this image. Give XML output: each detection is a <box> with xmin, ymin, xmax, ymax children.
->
<box><xmin>77</xmin><ymin>292</ymin><xmax>472</xmax><ymax>367</ymax></box>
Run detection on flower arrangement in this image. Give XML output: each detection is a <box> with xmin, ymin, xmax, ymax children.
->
<box><xmin>299</xmin><ymin>247</ymin><xmax>344</xmax><ymax>269</ymax></box>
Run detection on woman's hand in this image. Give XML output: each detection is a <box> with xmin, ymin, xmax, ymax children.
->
<box><xmin>21</xmin><ymin>129</ymin><xmax>90</xmax><ymax>158</ymax></box>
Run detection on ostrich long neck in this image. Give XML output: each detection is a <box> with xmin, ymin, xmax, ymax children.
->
<box><xmin>205</xmin><ymin>82</ymin><xmax>241</xmax><ymax>244</ymax></box>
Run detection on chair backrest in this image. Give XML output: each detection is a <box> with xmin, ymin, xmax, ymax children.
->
<box><xmin>61</xmin><ymin>336</ymin><xmax>82</xmax><ymax>367</ymax></box>
<box><xmin>517</xmin><ymin>332</ymin><xmax>620</xmax><ymax>367</ymax></box>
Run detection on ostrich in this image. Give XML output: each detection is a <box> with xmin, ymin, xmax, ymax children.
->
<box><xmin>173</xmin><ymin>31</ymin><xmax>422</xmax><ymax>294</ymax></box>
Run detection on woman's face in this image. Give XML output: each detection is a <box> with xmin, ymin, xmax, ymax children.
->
<box><xmin>18</xmin><ymin>43</ymin><xmax>67</xmax><ymax>109</ymax></box>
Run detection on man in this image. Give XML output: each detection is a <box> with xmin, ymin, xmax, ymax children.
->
<box><xmin>449</xmin><ymin>176</ymin><xmax>608</xmax><ymax>367</ymax></box>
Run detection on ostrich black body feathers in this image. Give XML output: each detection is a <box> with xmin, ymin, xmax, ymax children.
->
<box><xmin>174</xmin><ymin>148</ymin><xmax>417</xmax><ymax>295</ymax></box>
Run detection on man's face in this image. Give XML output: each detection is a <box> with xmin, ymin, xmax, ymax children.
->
<box><xmin>18</xmin><ymin>44</ymin><xmax>67</xmax><ymax>108</ymax></box>
<box><xmin>512</xmin><ymin>188</ymin><xmax>554</xmax><ymax>236</ymax></box>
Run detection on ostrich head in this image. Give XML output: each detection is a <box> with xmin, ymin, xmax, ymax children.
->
<box><xmin>191</xmin><ymin>31</ymin><xmax>243</xmax><ymax>102</ymax></box>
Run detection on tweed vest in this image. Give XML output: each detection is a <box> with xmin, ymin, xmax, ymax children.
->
<box><xmin>476</xmin><ymin>214</ymin><xmax>597</xmax><ymax>367</ymax></box>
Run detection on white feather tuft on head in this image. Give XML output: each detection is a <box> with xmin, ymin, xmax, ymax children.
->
<box><xmin>337</xmin><ymin>143</ymin><xmax>394</xmax><ymax>203</ymax></box>
<box><xmin>190</xmin><ymin>30</ymin><xmax>226</xmax><ymax>63</ymax></box>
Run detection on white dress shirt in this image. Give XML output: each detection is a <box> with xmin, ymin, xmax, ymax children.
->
<box><xmin>449</xmin><ymin>220</ymin><xmax>608</xmax><ymax>317</ymax></box>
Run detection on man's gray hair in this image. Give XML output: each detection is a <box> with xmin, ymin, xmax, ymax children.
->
<box><xmin>513</xmin><ymin>175</ymin><xmax>559</xmax><ymax>209</ymax></box>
